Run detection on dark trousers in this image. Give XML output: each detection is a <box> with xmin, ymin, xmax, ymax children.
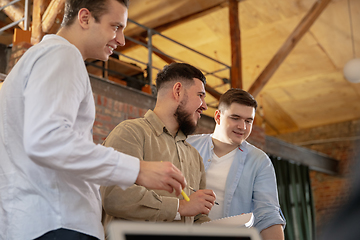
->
<box><xmin>34</xmin><ymin>228</ymin><xmax>99</xmax><ymax>240</ymax></box>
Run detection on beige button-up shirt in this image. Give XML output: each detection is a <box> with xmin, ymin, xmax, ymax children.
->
<box><xmin>101</xmin><ymin>110</ymin><xmax>210</xmax><ymax>227</ymax></box>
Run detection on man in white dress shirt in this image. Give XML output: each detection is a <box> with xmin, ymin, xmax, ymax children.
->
<box><xmin>0</xmin><ymin>0</ymin><xmax>185</xmax><ymax>239</ymax></box>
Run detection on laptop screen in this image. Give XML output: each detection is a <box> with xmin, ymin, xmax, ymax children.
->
<box><xmin>107</xmin><ymin>221</ymin><xmax>261</xmax><ymax>240</ymax></box>
<box><xmin>125</xmin><ymin>234</ymin><xmax>251</xmax><ymax>240</ymax></box>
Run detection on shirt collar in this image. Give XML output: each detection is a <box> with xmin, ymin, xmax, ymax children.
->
<box><xmin>144</xmin><ymin>110</ymin><xmax>187</xmax><ymax>141</ymax></box>
<box><xmin>209</xmin><ymin>133</ymin><xmax>249</xmax><ymax>153</ymax></box>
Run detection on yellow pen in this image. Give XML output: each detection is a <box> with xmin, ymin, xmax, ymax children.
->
<box><xmin>181</xmin><ymin>190</ymin><xmax>190</xmax><ymax>202</ymax></box>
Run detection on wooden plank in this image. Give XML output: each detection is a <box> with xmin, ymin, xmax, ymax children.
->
<box><xmin>265</xmin><ymin>136</ymin><xmax>339</xmax><ymax>175</ymax></box>
<box><xmin>42</xmin><ymin>0</ymin><xmax>65</xmax><ymax>33</ymax></box>
<box><xmin>229</xmin><ymin>0</ymin><xmax>242</xmax><ymax>89</ymax></box>
<box><xmin>247</xmin><ymin>0</ymin><xmax>331</xmax><ymax>98</ymax></box>
<box><xmin>31</xmin><ymin>0</ymin><xmax>44</xmax><ymax>44</ymax></box>
<box><xmin>13</xmin><ymin>28</ymin><xmax>31</xmax><ymax>45</ymax></box>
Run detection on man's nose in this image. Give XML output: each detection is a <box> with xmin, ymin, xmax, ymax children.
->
<box><xmin>201</xmin><ymin>100</ymin><xmax>208</xmax><ymax>110</ymax></box>
<box><xmin>115</xmin><ymin>32</ymin><xmax>125</xmax><ymax>47</ymax></box>
<box><xmin>238</xmin><ymin>120</ymin><xmax>246</xmax><ymax>130</ymax></box>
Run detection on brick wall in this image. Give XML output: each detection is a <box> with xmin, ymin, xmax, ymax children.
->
<box><xmin>275</xmin><ymin>119</ymin><xmax>360</xmax><ymax>236</ymax></box>
<box><xmin>92</xmin><ymin>92</ymin><xmax>149</xmax><ymax>143</ymax></box>
<box><xmin>91</xmin><ymin>75</ymin><xmax>155</xmax><ymax>144</ymax></box>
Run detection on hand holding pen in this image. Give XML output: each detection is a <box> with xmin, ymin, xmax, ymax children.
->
<box><xmin>178</xmin><ymin>187</ymin><xmax>217</xmax><ymax>216</ymax></box>
<box><xmin>189</xmin><ymin>186</ymin><xmax>219</xmax><ymax>205</ymax></box>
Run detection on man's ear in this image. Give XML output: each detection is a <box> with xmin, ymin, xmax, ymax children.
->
<box><xmin>214</xmin><ymin>109</ymin><xmax>221</xmax><ymax>125</ymax></box>
<box><xmin>172</xmin><ymin>82</ymin><xmax>182</xmax><ymax>101</ymax></box>
<box><xmin>78</xmin><ymin>8</ymin><xmax>92</xmax><ymax>29</ymax></box>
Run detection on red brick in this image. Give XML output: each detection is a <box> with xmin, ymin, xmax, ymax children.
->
<box><xmin>94</xmin><ymin>121</ymin><xmax>103</xmax><ymax>127</ymax></box>
<box><xmin>103</xmin><ymin>96</ymin><xmax>107</xmax><ymax>107</ymax></box>
<box><xmin>106</xmin><ymin>97</ymin><xmax>113</xmax><ymax>109</ymax></box>
<box><xmin>93</xmin><ymin>126</ymin><xmax>109</xmax><ymax>136</ymax></box>
<box><xmin>96</xmin><ymin>113</ymin><xmax>112</xmax><ymax>122</ymax></box>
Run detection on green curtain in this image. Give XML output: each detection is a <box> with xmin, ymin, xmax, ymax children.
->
<box><xmin>270</xmin><ymin>156</ymin><xmax>316</xmax><ymax>240</ymax></box>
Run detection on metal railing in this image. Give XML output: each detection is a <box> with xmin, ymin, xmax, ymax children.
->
<box><xmin>114</xmin><ymin>18</ymin><xmax>231</xmax><ymax>92</ymax></box>
<box><xmin>0</xmin><ymin>0</ymin><xmax>30</xmax><ymax>33</ymax></box>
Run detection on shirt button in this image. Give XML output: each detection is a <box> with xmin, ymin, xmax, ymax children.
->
<box><xmin>208</xmin><ymin>159</ymin><xmax>211</xmax><ymax>162</ymax></box>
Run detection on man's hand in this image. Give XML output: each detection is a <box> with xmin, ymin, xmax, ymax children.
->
<box><xmin>135</xmin><ymin>161</ymin><xmax>186</xmax><ymax>196</ymax></box>
<box><xmin>178</xmin><ymin>189</ymin><xmax>216</xmax><ymax>216</ymax></box>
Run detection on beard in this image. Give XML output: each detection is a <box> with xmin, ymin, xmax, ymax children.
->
<box><xmin>174</xmin><ymin>100</ymin><xmax>197</xmax><ymax>136</ymax></box>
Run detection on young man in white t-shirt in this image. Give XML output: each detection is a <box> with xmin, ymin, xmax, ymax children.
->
<box><xmin>187</xmin><ymin>88</ymin><xmax>286</xmax><ymax>240</ymax></box>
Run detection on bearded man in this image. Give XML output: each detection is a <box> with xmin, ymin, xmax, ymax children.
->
<box><xmin>100</xmin><ymin>63</ymin><xmax>216</xmax><ymax>233</ymax></box>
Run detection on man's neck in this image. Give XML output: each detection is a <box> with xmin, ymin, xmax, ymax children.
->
<box><xmin>211</xmin><ymin>137</ymin><xmax>239</xmax><ymax>158</ymax></box>
<box><xmin>57</xmin><ymin>27</ymin><xmax>86</xmax><ymax>60</ymax></box>
<box><xmin>153</xmin><ymin>107</ymin><xmax>178</xmax><ymax>137</ymax></box>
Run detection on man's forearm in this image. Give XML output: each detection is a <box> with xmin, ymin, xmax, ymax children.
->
<box><xmin>260</xmin><ymin>224</ymin><xmax>284</xmax><ymax>240</ymax></box>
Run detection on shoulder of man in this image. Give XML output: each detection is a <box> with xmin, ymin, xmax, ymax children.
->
<box><xmin>186</xmin><ymin>133</ymin><xmax>211</xmax><ymax>144</ymax></box>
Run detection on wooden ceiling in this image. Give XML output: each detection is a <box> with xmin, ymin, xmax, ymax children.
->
<box><xmin>1</xmin><ymin>0</ymin><xmax>360</xmax><ymax>136</ymax></box>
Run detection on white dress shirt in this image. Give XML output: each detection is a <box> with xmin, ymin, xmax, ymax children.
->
<box><xmin>0</xmin><ymin>35</ymin><xmax>139</xmax><ymax>240</ymax></box>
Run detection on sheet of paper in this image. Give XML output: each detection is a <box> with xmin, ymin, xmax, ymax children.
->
<box><xmin>202</xmin><ymin>212</ymin><xmax>254</xmax><ymax>228</ymax></box>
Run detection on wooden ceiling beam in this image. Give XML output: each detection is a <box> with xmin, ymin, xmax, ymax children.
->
<box><xmin>205</xmin><ymin>85</ymin><xmax>222</xmax><ymax>100</ymax></box>
<box><xmin>42</xmin><ymin>0</ymin><xmax>65</xmax><ymax>33</ymax></box>
<box><xmin>229</xmin><ymin>0</ymin><xmax>242</xmax><ymax>89</ymax></box>
<box><xmin>265</xmin><ymin>136</ymin><xmax>339</xmax><ymax>175</ymax></box>
<box><xmin>247</xmin><ymin>0</ymin><xmax>331</xmax><ymax>98</ymax></box>
<box><xmin>31</xmin><ymin>0</ymin><xmax>45</xmax><ymax>44</ymax></box>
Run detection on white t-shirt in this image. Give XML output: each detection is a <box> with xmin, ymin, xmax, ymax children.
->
<box><xmin>206</xmin><ymin>148</ymin><xmax>237</xmax><ymax>220</ymax></box>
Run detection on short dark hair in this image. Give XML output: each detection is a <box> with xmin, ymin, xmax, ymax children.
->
<box><xmin>218</xmin><ymin>88</ymin><xmax>257</xmax><ymax>112</ymax></box>
<box><xmin>62</xmin><ymin>0</ymin><xmax>129</xmax><ymax>27</ymax></box>
<box><xmin>155</xmin><ymin>63</ymin><xmax>206</xmax><ymax>91</ymax></box>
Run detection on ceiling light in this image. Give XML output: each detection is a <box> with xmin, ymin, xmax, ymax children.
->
<box><xmin>343</xmin><ymin>0</ymin><xmax>360</xmax><ymax>83</ymax></box>
<box><xmin>344</xmin><ymin>58</ymin><xmax>360</xmax><ymax>83</ymax></box>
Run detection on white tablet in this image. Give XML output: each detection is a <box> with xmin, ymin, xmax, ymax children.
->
<box><xmin>107</xmin><ymin>220</ymin><xmax>262</xmax><ymax>240</ymax></box>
